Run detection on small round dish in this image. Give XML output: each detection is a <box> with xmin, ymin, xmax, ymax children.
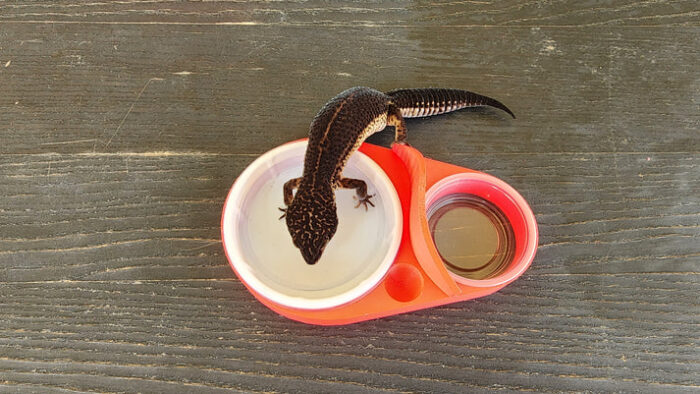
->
<box><xmin>425</xmin><ymin>173</ymin><xmax>538</xmax><ymax>288</ymax></box>
<box><xmin>221</xmin><ymin>140</ymin><xmax>402</xmax><ymax>310</ymax></box>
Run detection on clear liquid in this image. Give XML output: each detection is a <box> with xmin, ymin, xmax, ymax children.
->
<box><xmin>427</xmin><ymin>194</ymin><xmax>515</xmax><ymax>280</ymax></box>
<box><xmin>236</xmin><ymin>152</ymin><xmax>400</xmax><ymax>302</ymax></box>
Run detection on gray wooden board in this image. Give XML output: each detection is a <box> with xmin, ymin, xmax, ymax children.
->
<box><xmin>0</xmin><ymin>277</ymin><xmax>698</xmax><ymax>393</ymax></box>
<box><xmin>1</xmin><ymin>24</ymin><xmax>699</xmax><ymax>155</ymax></box>
<box><xmin>1</xmin><ymin>0</ymin><xmax>699</xmax><ymax>26</ymax></box>
<box><xmin>1</xmin><ymin>1</ymin><xmax>699</xmax><ymax>392</ymax></box>
<box><xmin>0</xmin><ymin>152</ymin><xmax>698</xmax><ymax>281</ymax></box>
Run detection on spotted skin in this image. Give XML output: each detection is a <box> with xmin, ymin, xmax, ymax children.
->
<box><xmin>282</xmin><ymin>86</ymin><xmax>514</xmax><ymax>265</ymax></box>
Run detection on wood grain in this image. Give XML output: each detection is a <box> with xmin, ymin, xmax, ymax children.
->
<box><xmin>1</xmin><ymin>0</ymin><xmax>699</xmax><ymax>26</ymax></box>
<box><xmin>1</xmin><ymin>24</ymin><xmax>698</xmax><ymax>155</ymax></box>
<box><xmin>1</xmin><ymin>277</ymin><xmax>698</xmax><ymax>393</ymax></box>
<box><xmin>1</xmin><ymin>0</ymin><xmax>698</xmax><ymax>392</ymax></box>
<box><xmin>0</xmin><ymin>152</ymin><xmax>697</xmax><ymax>282</ymax></box>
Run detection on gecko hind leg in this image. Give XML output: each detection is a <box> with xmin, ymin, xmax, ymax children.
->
<box><xmin>387</xmin><ymin>103</ymin><xmax>408</xmax><ymax>144</ymax></box>
<box><xmin>279</xmin><ymin>177</ymin><xmax>302</xmax><ymax>219</ymax></box>
<box><xmin>337</xmin><ymin>177</ymin><xmax>375</xmax><ymax>211</ymax></box>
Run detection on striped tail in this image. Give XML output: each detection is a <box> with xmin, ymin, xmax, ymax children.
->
<box><xmin>386</xmin><ymin>88</ymin><xmax>515</xmax><ymax>119</ymax></box>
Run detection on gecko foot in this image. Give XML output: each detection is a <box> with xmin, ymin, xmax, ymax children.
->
<box><xmin>278</xmin><ymin>207</ymin><xmax>287</xmax><ymax>220</ymax></box>
<box><xmin>354</xmin><ymin>194</ymin><xmax>375</xmax><ymax>211</ymax></box>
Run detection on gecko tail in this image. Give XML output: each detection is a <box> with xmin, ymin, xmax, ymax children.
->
<box><xmin>385</xmin><ymin>88</ymin><xmax>515</xmax><ymax>119</ymax></box>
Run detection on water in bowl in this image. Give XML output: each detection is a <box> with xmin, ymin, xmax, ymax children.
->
<box><xmin>427</xmin><ymin>193</ymin><xmax>515</xmax><ymax>281</ymax></box>
<box><xmin>230</xmin><ymin>142</ymin><xmax>401</xmax><ymax>309</ymax></box>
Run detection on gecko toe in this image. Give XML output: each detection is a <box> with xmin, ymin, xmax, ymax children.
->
<box><xmin>355</xmin><ymin>194</ymin><xmax>375</xmax><ymax>211</ymax></box>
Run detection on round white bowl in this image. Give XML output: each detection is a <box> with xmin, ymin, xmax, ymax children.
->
<box><xmin>221</xmin><ymin>140</ymin><xmax>402</xmax><ymax>310</ymax></box>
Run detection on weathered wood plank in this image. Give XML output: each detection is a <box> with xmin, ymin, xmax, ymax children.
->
<box><xmin>0</xmin><ymin>278</ymin><xmax>697</xmax><ymax>392</ymax></box>
<box><xmin>1</xmin><ymin>0</ymin><xmax>699</xmax><ymax>26</ymax></box>
<box><xmin>0</xmin><ymin>152</ymin><xmax>697</xmax><ymax>282</ymax></box>
<box><xmin>1</xmin><ymin>24</ymin><xmax>698</xmax><ymax>155</ymax></box>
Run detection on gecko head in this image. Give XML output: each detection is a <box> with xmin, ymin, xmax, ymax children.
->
<box><xmin>285</xmin><ymin>188</ymin><xmax>338</xmax><ymax>265</ymax></box>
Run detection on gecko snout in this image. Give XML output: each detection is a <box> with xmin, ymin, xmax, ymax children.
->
<box><xmin>300</xmin><ymin>243</ymin><xmax>325</xmax><ymax>265</ymax></box>
<box><xmin>285</xmin><ymin>193</ymin><xmax>338</xmax><ymax>265</ymax></box>
<box><xmin>292</xmin><ymin>229</ymin><xmax>334</xmax><ymax>265</ymax></box>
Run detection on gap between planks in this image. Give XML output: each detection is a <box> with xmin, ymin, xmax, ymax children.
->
<box><xmin>2</xmin><ymin>272</ymin><xmax>698</xmax><ymax>285</ymax></box>
<box><xmin>0</xmin><ymin>20</ymin><xmax>698</xmax><ymax>28</ymax></box>
<box><xmin>2</xmin><ymin>152</ymin><xmax>256</xmax><ymax>158</ymax></box>
<box><xmin>2</xmin><ymin>151</ymin><xmax>698</xmax><ymax>158</ymax></box>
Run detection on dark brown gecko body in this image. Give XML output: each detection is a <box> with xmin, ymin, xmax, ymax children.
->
<box><xmin>282</xmin><ymin>86</ymin><xmax>514</xmax><ymax>264</ymax></box>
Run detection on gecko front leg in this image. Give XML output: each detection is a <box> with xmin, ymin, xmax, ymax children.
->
<box><xmin>279</xmin><ymin>177</ymin><xmax>302</xmax><ymax>219</ymax></box>
<box><xmin>337</xmin><ymin>177</ymin><xmax>375</xmax><ymax>211</ymax></box>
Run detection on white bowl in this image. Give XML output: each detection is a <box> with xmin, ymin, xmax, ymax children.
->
<box><xmin>221</xmin><ymin>140</ymin><xmax>402</xmax><ymax>310</ymax></box>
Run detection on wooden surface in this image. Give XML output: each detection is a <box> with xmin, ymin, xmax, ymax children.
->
<box><xmin>1</xmin><ymin>1</ymin><xmax>699</xmax><ymax>392</ymax></box>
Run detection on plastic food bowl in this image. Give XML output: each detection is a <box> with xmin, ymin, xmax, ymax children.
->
<box><xmin>221</xmin><ymin>140</ymin><xmax>538</xmax><ymax>325</ymax></box>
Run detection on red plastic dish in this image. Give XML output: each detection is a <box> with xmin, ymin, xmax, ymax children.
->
<box><xmin>221</xmin><ymin>141</ymin><xmax>538</xmax><ymax>325</ymax></box>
